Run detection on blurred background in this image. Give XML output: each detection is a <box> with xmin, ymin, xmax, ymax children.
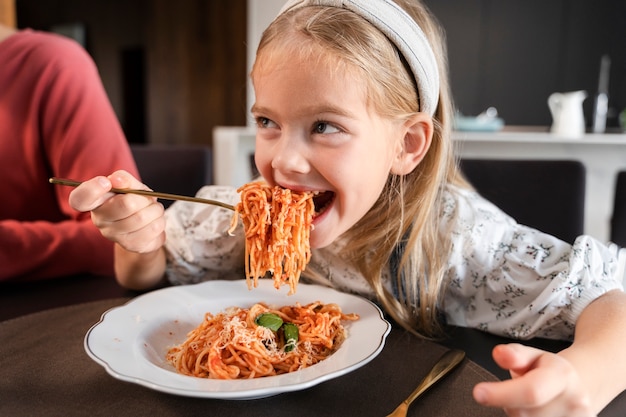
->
<box><xmin>6</xmin><ymin>0</ymin><xmax>626</xmax><ymax>146</ymax></box>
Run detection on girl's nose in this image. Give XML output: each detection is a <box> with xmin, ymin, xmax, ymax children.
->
<box><xmin>270</xmin><ymin>134</ymin><xmax>310</xmax><ymax>175</ymax></box>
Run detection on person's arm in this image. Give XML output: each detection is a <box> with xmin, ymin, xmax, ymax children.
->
<box><xmin>474</xmin><ymin>289</ymin><xmax>626</xmax><ymax>415</ymax></box>
<box><xmin>0</xmin><ymin>219</ymin><xmax>114</xmax><ymax>280</ymax></box>
<box><xmin>114</xmin><ymin>244</ymin><xmax>168</xmax><ymax>290</ymax></box>
<box><xmin>44</xmin><ymin>32</ymin><xmax>140</xmax><ymax>278</ymax></box>
<box><xmin>0</xmin><ymin>31</ymin><xmax>139</xmax><ymax>281</ymax></box>
<box><xmin>69</xmin><ymin>171</ymin><xmax>168</xmax><ymax>290</ymax></box>
<box><xmin>441</xmin><ymin>186</ymin><xmax>626</xmax><ymax>413</ymax></box>
<box><xmin>560</xmin><ymin>289</ymin><xmax>626</xmax><ymax>411</ymax></box>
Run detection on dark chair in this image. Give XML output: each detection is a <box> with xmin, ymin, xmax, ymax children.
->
<box><xmin>130</xmin><ymin>144</ymin><xmax>213</xmax><ymax>208</ymax></box>
<box><xmin>610</xmin><ymin>171</ymin><xmax>626</xmax><ymax>247</ymax></box>
<box><xmin>459</xmin><ymin>159</ymin><xmax>586</xmax><ymax>244</ymax></box>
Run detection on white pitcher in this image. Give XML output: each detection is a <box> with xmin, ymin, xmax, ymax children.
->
<box><xmin>548</xmin><ymin>90</ymin><xmax>587</xmax><ymax>138</ymax></box>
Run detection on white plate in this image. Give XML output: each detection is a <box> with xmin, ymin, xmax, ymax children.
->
<box><xmin>85</xmin><ymin>280</ymin><xmax>391</xmax><ymax>399</ymax></box>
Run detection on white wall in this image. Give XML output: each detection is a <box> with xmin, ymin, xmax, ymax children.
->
<box><xmin>246</xmin><ymin>0</ymin><xmax>284</xmax><ymax>125</ymax></box>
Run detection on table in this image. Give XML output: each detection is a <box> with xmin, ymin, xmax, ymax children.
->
<box><xmin>1</xmin><ymin>297</ymin><xmax>505</xmax><ymax>417</ymax></box>
<box><xmin>0</xmin><ymin>273</ymin><xmax>137</xmax><ymax>321</ymax></box>
<box><xmin>1</xmin><ymin>275</ymin><xmax>624</xmax><ymax>416</ymax></box>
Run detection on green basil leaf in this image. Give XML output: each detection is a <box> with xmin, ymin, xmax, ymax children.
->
<box><xmin>283</xmin><ymin>323</ymin><xmax>299</xmax><ymax>352</ymax></box>
<box><xmin>255</xmin><ymin>313</ymin><xmax>283</xmax><ymax>332</ymax></box>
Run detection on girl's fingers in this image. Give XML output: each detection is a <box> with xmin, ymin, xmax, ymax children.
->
<box><xmin>473</xmin><ymin>344</ymin><xmax>571</xmax><ymax>409</ymax></box>
<box><xmin>69</xmin><ymin>170</ymin><xmax>147</xmax><ymax>213</ymax></box>
<box><xmin>107</xmin><ymin>169</ymin><xmax>150</xmax><ymax>191</ymax></box>
<box><xmin>96</xmin><ymin>198</ymin><xmax>164</xmax><ymax>235</ymax></box>
<box><xmin>67</xmin><ymin>169</ymin><xmax>165</xmax><ymax>253</ymax></box>
<box><xmin>69</xmin><ymin>175</ymin><xmax>115</xmax><ymax>212</ymax></box>
<box><xmin>114</xmin><ymin>215</ymin><xmax>166</xmax><ymax>254</ymax></box>
<box><xmin>491</xmin><ymin>343</ymin><xmax>543</xmax><ymax>377</ymax></box>
<box><xmin>97</xmin><ymin>199</ymin><xmax>166</xmax><ymax>253</ymax></box>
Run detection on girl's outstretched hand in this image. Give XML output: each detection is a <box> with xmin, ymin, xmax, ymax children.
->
<box><xmin>472</xmin><ymin>343</ymin><xmax>596</xmax><ymax>417</ymax></box>
<box><xmin>69</xmin><ymin>170</ymin><xmax>166</xmax><ymax>254</ymax></box>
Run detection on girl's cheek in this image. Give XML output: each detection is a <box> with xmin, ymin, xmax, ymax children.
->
<box><xmin>254</xmin><ymin>155</ymin><xmax>272</xmax><ymax>181</ymax></box>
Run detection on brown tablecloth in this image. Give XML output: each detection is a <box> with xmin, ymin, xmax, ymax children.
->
<box><xmin>0</xmin><ymin>298</ymin><xmax>506</xmax><ymax>417</ymax></box>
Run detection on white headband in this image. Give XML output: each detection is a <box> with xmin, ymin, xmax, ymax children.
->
<box><xmin>276</xmin><ymin>0</ymin><xmax>440</xmax><ymax>115</ymax></box>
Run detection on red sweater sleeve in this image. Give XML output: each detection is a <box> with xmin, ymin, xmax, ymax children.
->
<box><xmin>0</xmin><ymin>30</ymin><xmax>140</xmax><ymax>281</ymax></box>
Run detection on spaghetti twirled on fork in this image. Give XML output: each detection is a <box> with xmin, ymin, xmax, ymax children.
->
<box><xmin>229</xmin><ymin>182</ymin><xmax>314</xmax><ymax>294</ymax></box>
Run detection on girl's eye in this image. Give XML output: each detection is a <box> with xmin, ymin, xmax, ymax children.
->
<box><xmin>314</xmin><ymin>121</ymin><xmax>340</xmax><ymax>134</ymax></box>
<box><xmin>256</xmin><ymin>117</ymin><xmax>277</xmax><ymax>129</ymax></box>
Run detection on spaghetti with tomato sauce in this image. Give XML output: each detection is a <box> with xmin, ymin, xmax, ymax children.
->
<box><xmin>166</xmin><ymin>301</ymin><xmax>359</xmax><ymax>379</ymax></box>
<box><xmin>229</xmin><ymin>182</ymin><xmax>318</xmax><ymax>294</ymax></box>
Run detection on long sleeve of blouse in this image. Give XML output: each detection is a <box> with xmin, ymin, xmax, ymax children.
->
<box><xmin>440</xmin><ymin>184</ymin><xmax>624</xmax><ymax>340</ymax></box>
<box><xmin>164</xmin><ymin>186</ymin><xmax>246</xmax><ymax>284</ymax></box>
<box><xmin>163</xmin><ymin>184</ymin><xmax>625</xmax><ymax>341</ymax></box>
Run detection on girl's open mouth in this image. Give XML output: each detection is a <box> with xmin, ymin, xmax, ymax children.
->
<box><xmin>313</xmin><ymin>191</ymin><xmax>335</xmax><ymax>216</ymax></box>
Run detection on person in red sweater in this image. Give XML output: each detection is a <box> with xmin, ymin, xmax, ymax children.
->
<box><xmin>0</xmin><ymin>24</ymin><xmax>139</xmax><ymax>281</ymax></box>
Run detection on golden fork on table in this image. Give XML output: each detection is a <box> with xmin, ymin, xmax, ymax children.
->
<box><xmin>49</xmin><ymin>177</ymin><xmax>236</xmax><ymax>211</ymax></box>
<box><xmin>386</xmin><ymin>349</ymin><xmax>466</xmax><ymax>417</ymax></box>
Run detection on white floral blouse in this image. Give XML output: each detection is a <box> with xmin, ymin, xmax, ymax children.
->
<box><xmin>164</xmin><ymin>184</ymin><xmax>625</xmax><ymax>341</ymax></box>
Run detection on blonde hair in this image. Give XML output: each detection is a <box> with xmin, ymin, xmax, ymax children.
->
<box><xmin>252</xmin><ymin>0</ymin><xmax>467</xmax><ymax>338</ymax></box>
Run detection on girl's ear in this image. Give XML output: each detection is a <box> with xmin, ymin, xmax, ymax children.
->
<box><xmin>390</xmin><ymin>113</ymin><xmax>433</xmax><ymax>175</ymax></box>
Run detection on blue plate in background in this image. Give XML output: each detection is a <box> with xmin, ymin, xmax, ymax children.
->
<box><xmin>455</xmin><ymin>116</ymin><xmax>504</xmax><ymax>132</ymax></box>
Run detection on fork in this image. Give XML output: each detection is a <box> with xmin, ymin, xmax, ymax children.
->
<box><xmin>386</xmin><ymin>349</ymin><xmax>466</xmax><ymax>417</ymax></box>
<box><xmin>49</xmin><ymin>177</ymin><xmax>235</xmax><ymax>211</ymax></box>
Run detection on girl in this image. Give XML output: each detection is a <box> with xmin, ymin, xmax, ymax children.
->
<box><xmin>70</xmin><ymin>0</ymin><xmax>626</xmax><ymax>415</ymax></box>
